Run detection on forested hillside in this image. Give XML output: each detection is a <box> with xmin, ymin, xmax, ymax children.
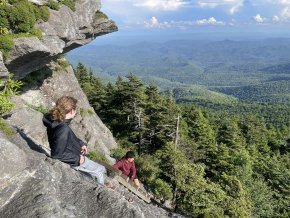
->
<box><xmin>74</xmin><ymin>63</ymin><xmax>290</xmax><ymax>217</ymax></box>
<box><xmin>214</xmin><ymin>80</ymin><xmax>290</xmax><ymax>104</ymax></box>
<box><xmin>67</xmin><ymin>39</ymin><xmax>290</xmax><ymax>109</ymax></box>
<box><xmin>67</xmin><ymin>39</ymin><xmax>290</xmax><ymax>85</ymax></box>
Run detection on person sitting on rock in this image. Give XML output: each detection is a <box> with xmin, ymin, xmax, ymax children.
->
<box><xmin>43</xmin><ymin>96</ymin><xmax>112</xmax><ymax>188</ymax></box>
<box><xmin>113</xmin><ymin>151</ymin><xmax>140</xmax><ymax>189</ymax></box>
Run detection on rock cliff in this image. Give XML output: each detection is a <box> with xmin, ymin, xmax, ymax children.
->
<box><xmin>2</xmin><ymin>0</ymin><xmax>117</xmax><ymax>79</ymax></box>
<box><xmin>0</xmin><ymin>131</ymin><xmax>182</xmax><ymax>218</ymax></box>
<box><xmin>1</xmin><ymin>0</ymin><xmax>118</xmax><ymax>156</ymax></box>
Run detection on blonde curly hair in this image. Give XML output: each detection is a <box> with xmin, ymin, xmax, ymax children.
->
<box><xmin>49</xmin><ymin>96</ymin><xmax>77</xmax><ymax>121</ymax></box>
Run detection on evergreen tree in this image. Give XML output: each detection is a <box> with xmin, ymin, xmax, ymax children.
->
<box><xmin>216</xmin><ymin>116</ymin><xmax>245</xmax><ymax>148</ymax></box>
<box><xmin>239</xmin><ymin>115</ymin><xmax>270</xmax><ymax>154</ymax></box>
<box><xmin>143</xmin><ymin>85</ymin><xmax>170</xmax><ymax>152</ymax></box>
<box><xmin>75</xmin><ymin>62</ymin><xmax>90</xmax><ymax>87</ymax></box>
<box><xmin>182</xmin><ymin>106</ymin><xmax>216</xmax><ymax>163</ymax></box>
<box><xmin>155</xmin><ymin>143</ymin><xmax>229</xmax><ymax>217</ymax></box>
<box><xmin>88</xmin><ymin>74</ymin><xmax>107</xmax><ymax>113</ymax></box>
<box><xmin>104</xmin><ymin>74</ymin><xmax>148</xmax><ymax>153</ymax></box>
<box><xmin>154</xmin><ymin>90</ymin><xmax>180</xmax><ymax>146</ymax></box>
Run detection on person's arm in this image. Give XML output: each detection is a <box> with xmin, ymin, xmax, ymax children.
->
<box><xmin>77</xmin><ymin>138</ymin><xmax>86</xmax><ymax>148</ymax></box>
<box><xmin>113</xmin><ymin>160</ymin><xmax>123</xmax><ymax>169</ymax></box>
<box><xmin>53</xmin><ymin>127</ymin><xmax>80</xmax><ymax>166</ymax></box>
<box><xmin>72</xmin><ymin>131</ymin><xmax>87</xmax><ymax>151</ymax></box>
<box><xmin>130</xmin><ymin>162</ymin><xmax>137</xmax><ymax>181</ymax></box>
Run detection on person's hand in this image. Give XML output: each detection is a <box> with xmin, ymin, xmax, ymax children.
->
<box><xmin>134</xmin><ymin>179</ymin><xmax>141</xmax><ymax>189</ymax></box>
<box><xmin>81</xmin><ymin>145</ymin><xmax>88</xmax><ymax>155</ymax></box>
<box><xmin>80</xmin><ymin>155</ymin><xmax>85</xmax><ymax>165</ymax></box>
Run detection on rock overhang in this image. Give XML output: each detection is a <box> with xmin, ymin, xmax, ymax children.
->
<box><xmin>2</xmin><ymin>0</ymin><xmax>118</xmax><ymax>79</ymax></box>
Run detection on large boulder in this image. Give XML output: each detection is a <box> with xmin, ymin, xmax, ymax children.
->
<box><xmin>4</xmin><ymin>0</ymin><xmax>117</xmax><ymax>79</ymax></box>
<box><xmin>0</xmin><ymin>131</ymin><xmax>182</xmax><ymax>218</ymax></box>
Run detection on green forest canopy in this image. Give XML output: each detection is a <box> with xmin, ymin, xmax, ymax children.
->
<box><xmin>75</xmin><ymin>62</ymin><xmax>290</xmax><ymax>217</ymax></box>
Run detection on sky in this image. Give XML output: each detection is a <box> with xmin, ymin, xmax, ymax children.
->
<box><xmin>94</xmin><ymin>0</ymin><xmax>290</xmax><ymax>44</ymax></box>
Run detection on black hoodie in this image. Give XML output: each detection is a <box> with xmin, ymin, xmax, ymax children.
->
<box><xmin>43</xmin><ymin>115</ymin><xmax>86</xmax><ymax>166</ymax></box>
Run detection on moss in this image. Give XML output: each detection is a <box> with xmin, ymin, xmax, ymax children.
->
<box><xmin>47</xmin><ymin>0</ymin><xmax>60</xmax><ymax>10</ymax></box>
<box><xmin>88</xmin><ymin>150</ymin><xmax>110</xmax><ymax>164</ymax></box>
<box><xmin>94</xmin><ymin>11</ymin><xmax>108</xmax><ymax>20</ymax></box>
<box><xmin>0</xmin><ymin>0</ymin><xmax>50</xmax><ymax>57</ymax></box>
<box><xmin>29</xmin><ymin>28</ymin><xmax>43</xmax><ymax>39</ymax></box>
<box><xmin>0</xmin><ymin>27</ymin><xmax>8</xmax><ymax>35</ymax></box>
<box><xmin>87</xmin><ymin>108</ymin><xmax>94</xmax><ymax>115</ymax></box>
<box><xmin>60</xmin><ymin>0</ymin><xmax>75</xmax><ymax>11</ymax></box>
<box><xmin>0</xmin><ymin>4</ymin><xmax>10</xmax><ymax>29</ymax></box>
<box><xmin>28</xmin><ymin>104</ymin><xmax>49</xmax><ymax>114</ymax></box>
<box><xmin>47</xmin><ymin>0</ymin><xmax>76</xmax><ymax>11</ymax></box>
<box><xmin>57</xmin><ymin>59</ymin><xmax>70</xmax><ymax>70</ymax></box>
<box><xmin>9</xmin><ymin>0</ymin><xmax>37</xmax><ymax>33</ymax></box>
<box><xmin>0</xmin><ymin>118</ymin><xmax>16</xmax><ymax>137</ymax></box>
<box><xmin>80</xmin><ymin>108</ymin><xmax>87</xmax><ymax>119</ymax></box>
<box><xmin>34</xmin><ymin>5</ymin><xmax>50</xmax><ymax>22</ymax></box>
<box><xmin>0</xmin><ymin>0</ymin><xmax>7</xmax><ymax>6</ymax></box>
<box><xmin>0</xmin><ymin>34</ymin><xmax>14</xmax><ymax>58</ymax></box>
<box><xmin>79</xmin><ymin>108</ymin><xmax>94</xmax><ymax>119</ymax></box>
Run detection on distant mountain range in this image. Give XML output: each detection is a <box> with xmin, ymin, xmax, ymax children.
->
<box><xmin>67</xmin><ymin>38</ymin><xmax>290</xmax><ymax>105</ymax></box>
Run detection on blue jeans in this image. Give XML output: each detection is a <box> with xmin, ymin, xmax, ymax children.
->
<box><xmin>74</xmin><ymin>156</ymin><xmax>106</xmax><ymax>185</ymax></box>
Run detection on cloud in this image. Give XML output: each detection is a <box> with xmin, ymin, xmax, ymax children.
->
<box><xmin>281</xmin><ymin>6</ymin><xmax>290</xmax><ymax>19</ymax></box>
<box><xmin>144</xmin><ymin>17</ymin><xmax>171</xmax><ymax>28</ymax></box>
<box><xmin>197</xmin><ymin>0</ymin><xmax>244</xmax><ymax>14</ymax></box>
<box><xmin>266</xmin><ymin>0</ymin><xmax>290</xmax><ymax>20</ymax></box>
<box><xmin>253</xmin><ymin>14</ymin><xmax>266</xmax><ymax>23</ymax></box>
<box><xmin>196</xmin><ymin>17</ymin><xmax>225</xmax><ymax>25</ymax></box>
<box><xmin>134</xmin><ymin>0</ymin><xmax>190</xmax><ymax>11</ymax></box>
<box><xmin>272</xmin><ymin>15</ymin><xmax>280</xmax><ymax>22</ymax></box>
<box><xmin>144</xmin><ymin>17</ymin><xmax>226</xmax><ymax>29</ymax></box>
<box><xmin>272</xmin><ymin>0</ymin><xmax>290</xmax><ymax>4</ymax></box>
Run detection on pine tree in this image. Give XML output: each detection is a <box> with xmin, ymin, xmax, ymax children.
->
<box><xmin>104</xmin><ymin>74</ymin><xmax>148</xmax><ymax>153</ymax></box>
<box><xmin>216</xmin><ymin>116</ymin><xmax>245</xmax><ymax>148</ymax></box>
<box><xmin>182</xmin><ymin>106</ymin><xmax>216</xmax><ymax>163</ymax></box>
<box><xmin>239</xmin><ymin>115</ymin><xmax>270</xmax><ymax>154</ymax></box>
<box><xmin>88</xmin><ymin>74</ymin><xmax>107</xmax><ymax>113</ymax></box>
<box><xmin>75</xmin><ymin>62</ymin><xmax>90</xmax><ymax>87</ymax></box>
<box><xmin>155</xmin><ymin>143</ymin><xmax>229</xmax><ymax>217</ymax></box>
<box><xmin>143</xmin><ymin>85</ymin><xmax>168</xmax><ymax>152</ymax></box>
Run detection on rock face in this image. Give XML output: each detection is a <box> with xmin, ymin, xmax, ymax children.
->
<box><xmin>0</xmin><ymin>52</ymin><xmax>9</xmax><ymax>78</ymax></box>
<box><xmin>1</xmin><ymin>0</ymin><xmax>118</xmax><ymax>158</ymax></box>
<box><xmin>4</xmin><ymin>0</ymin><xmax>117</xmax><ymax>79</ymax></box>
<box><xmin>0</xmin><ymin>131</ymin><xmax>181</xmax><ymax>218</ymax></box>
<box><xmin>6</xmin><ymin>61</ymin><xmax>117</xmax><ymax>159</ymax></box>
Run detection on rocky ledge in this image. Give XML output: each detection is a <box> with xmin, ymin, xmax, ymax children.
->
<box><xmin>2</xmin><ymin>0</ymin><xmax>117</xmax><ymax>79</ymax></box>
<box><xmin>0</xmin><ymin>129</ymin><xmax>183</xmax><ymax>218</ymax></box>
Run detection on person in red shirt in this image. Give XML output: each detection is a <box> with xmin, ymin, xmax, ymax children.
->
<box><xmin>113</xmin><ymin>151</ymin><xmax>140</xmax><ymax>189</ymax></box>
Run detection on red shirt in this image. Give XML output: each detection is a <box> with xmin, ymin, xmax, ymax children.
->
<box><xmin>113</xmin><ymin>158</ymin><xmax>136</xmax><ymax>180</ymax></box>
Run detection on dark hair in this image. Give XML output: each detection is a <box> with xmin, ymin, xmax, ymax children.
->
<box><xmin>125</xmin><ymin>151</ymin><xmax>135</xmax><ymax>159</ymax></box>
<box><xmin>49</xmin><ymin>96</ymin><xmax>77</xmax><ymax>121</ymax></box>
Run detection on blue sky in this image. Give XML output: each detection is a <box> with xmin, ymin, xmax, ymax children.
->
<box><xmin>94</xmin><ymin>0</ymin><xmax>290</xmax><ymax>44</ymax></box>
